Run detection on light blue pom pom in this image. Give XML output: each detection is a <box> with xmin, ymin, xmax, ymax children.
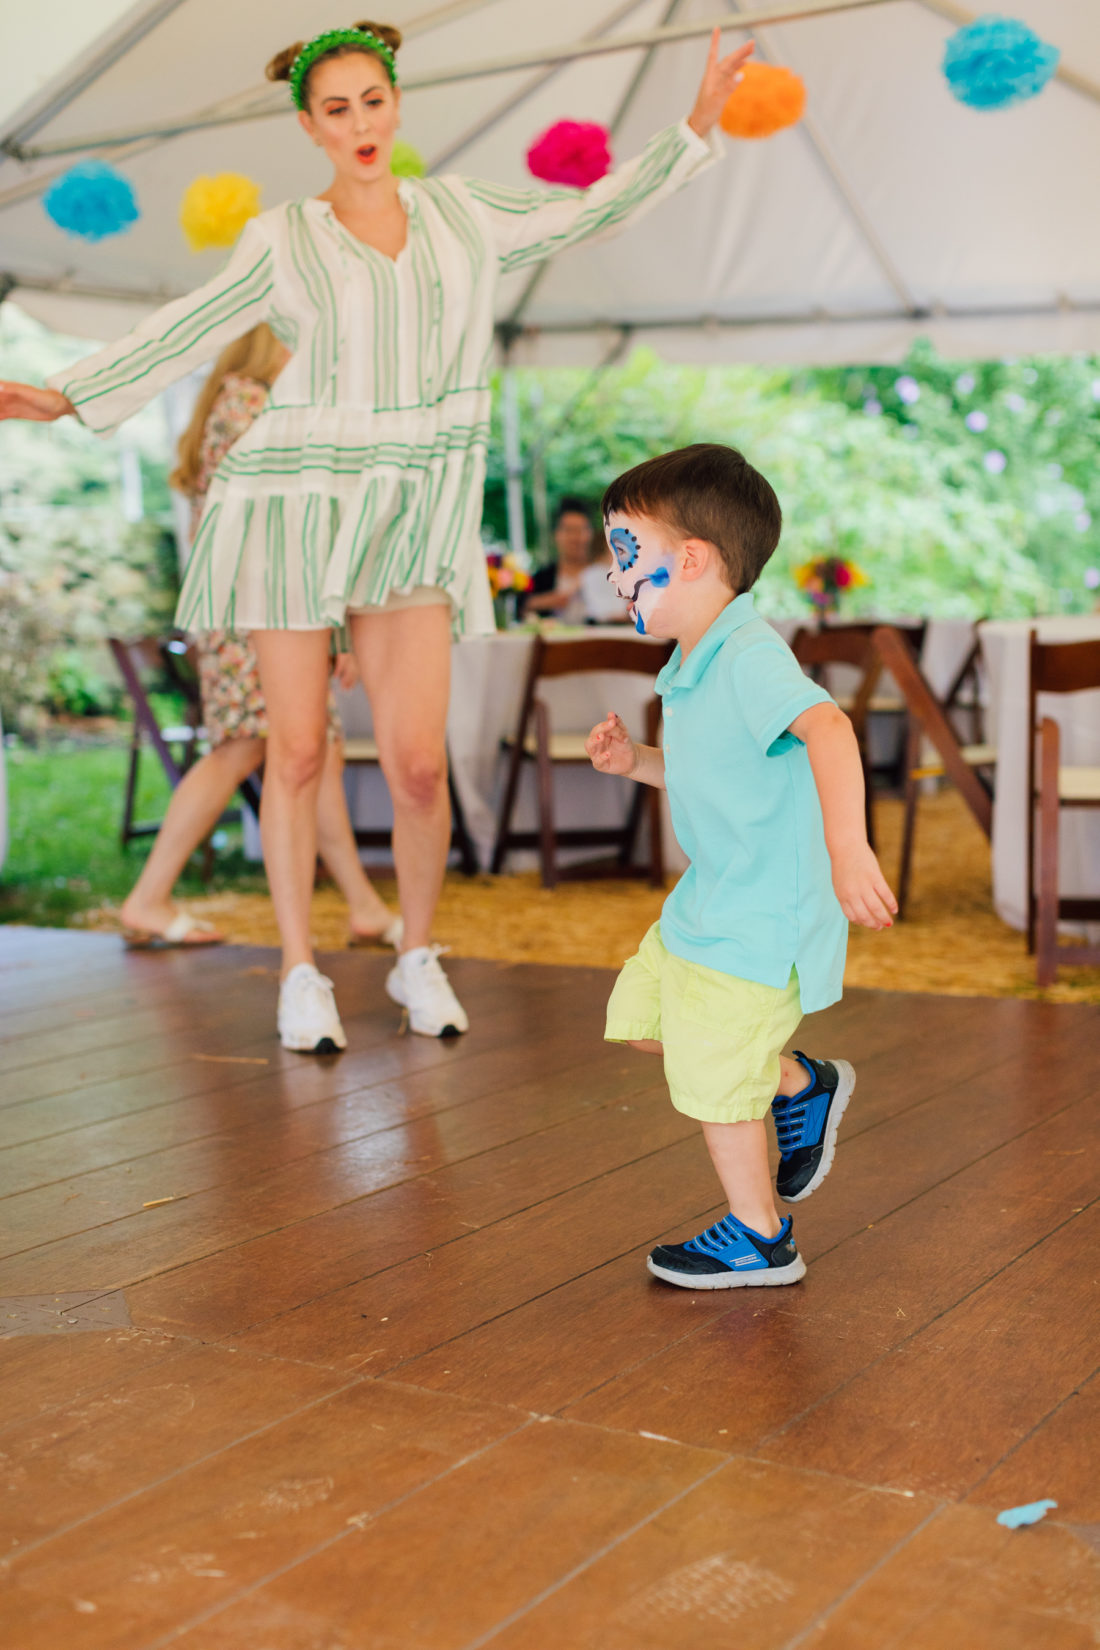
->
<box><xmin>43</xmin><ymin>160</ymin><xmax>140</xmax><ymax>242</ymax></box>
<box><xmin>943</xmin><ymin>15</ymin><xmax>1059</xmax><ymax>111</ymax></box>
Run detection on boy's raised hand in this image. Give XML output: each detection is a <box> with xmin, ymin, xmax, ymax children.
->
<box><xmin>586</xmin><ymin>711</ymin><xmax>638</xmax><ymax>777</ymax></box>
<box><xmin>831</xmin><ymin>841</ymin><xmax>898</xmax><ymax>931</ymax></box>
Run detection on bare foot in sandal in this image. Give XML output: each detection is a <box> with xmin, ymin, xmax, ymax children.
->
<box><xmin>119</xmin><ymin>898</ymin><xmax>225</xmax><ymax>949</ymax></box>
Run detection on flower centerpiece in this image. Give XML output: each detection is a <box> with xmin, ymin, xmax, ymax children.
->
<box><xmin>793</xmin><ymin>555</ymin><xmax>868</xmax><ymax>617</ymax></box>
<box><xmin>485</xmin><ymin>552</ymin><xmax>532</xmax><ymax>628</ymax></box>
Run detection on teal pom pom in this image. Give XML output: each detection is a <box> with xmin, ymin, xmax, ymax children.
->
<box><xmin>390</xmin><ymin>140</ymin><xmax>426</xmax><ymax>179</ymax></box>
<box><xmin>43</xmin><ymin>160</ymin><xmax>139</xmax><ymax>241</ymax></box>
<box><xmin>943</xmin><ymin>15</ymin><xmax>1059</xmax><ymax>111</ymax></box>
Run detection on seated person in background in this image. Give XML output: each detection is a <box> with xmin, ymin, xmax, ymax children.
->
<box><xmin>522</xmin><ymin>497</ymin><xmax>627</xmax><ymax>625</ymax></box>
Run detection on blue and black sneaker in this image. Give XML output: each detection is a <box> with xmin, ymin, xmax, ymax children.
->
<box><xmin>647</xmin><ymin>1213</ymin><xmax>806</xmax><ymax>1289</ymax></box>
<box><xmin>771</xmin><ymin>1052</ymin><xmax>856</xmax><ymax>1204</ymax></box>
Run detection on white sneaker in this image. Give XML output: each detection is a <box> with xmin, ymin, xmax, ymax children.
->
<box><xmin>278</xmin><ymin>963</ymin><xmax>347</xmax><ymax>1053</ymax></box>
<box><xmin>386</xmin><ymin>945</ymin><xmax>469</xmax><ymax>1037</ymax></box>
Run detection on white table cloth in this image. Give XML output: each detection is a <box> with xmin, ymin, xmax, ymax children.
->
<box><xmin>334</xmin><ymin>627</ymin><xmax>683</xmax><ymax>871</ymax></box>
<box><xmin>326</xmin><ymin>616</ymin><xmax>990</xmax><ymax>875</ymax></box>
<box><xmin>979</xmin><ymin>615</ymin><xmax>1100</xmax><ymax>934</ymax></box>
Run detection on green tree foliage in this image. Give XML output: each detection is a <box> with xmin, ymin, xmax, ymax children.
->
<box><xmin>0</xmin><ymin>305</ymin><xmax>178</xmax><ymax>727</ymax></box>
<box><xmin>485</xmin><ymin>344</ymin><xmax>1100</xmax><ymax>618</ymax></box>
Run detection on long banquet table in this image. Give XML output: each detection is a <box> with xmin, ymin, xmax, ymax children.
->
<box><xmin>326</xmin><ymin>617</ymin><xmax>987</xmax><ymax>876</ymax></box>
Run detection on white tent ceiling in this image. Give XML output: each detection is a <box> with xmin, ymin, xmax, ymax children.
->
<box><xmin>0</xmin><ymin>0</ymin><xmax>1097</xmax><ymax>363</ymax></box>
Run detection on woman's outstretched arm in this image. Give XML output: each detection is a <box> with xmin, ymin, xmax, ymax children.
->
<box><xmin>1</xmin><ymin>218</ymin><xmax>277</xmax><ymax>436</ymax></box>
<box><xmin>463</xmin><ymin>31</ymin><xmax>752</xmax><ymax>274</ymax></box>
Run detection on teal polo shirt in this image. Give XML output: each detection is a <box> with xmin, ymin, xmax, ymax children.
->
<box><xmin>656</xmin><ymin>591</ymin><xmax>848</xmax><ymax>1013</ymax></box>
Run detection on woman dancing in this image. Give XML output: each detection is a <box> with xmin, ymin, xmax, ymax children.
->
<box><xmin>0</xmin><ymin>19</ymin><xmax>751</xmax><ymax>1053</ymax></box>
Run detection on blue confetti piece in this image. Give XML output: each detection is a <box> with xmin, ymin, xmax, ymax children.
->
<box><xmin>943</xmin><ymin>15</ymin><xmax>1059</xmax><ymax>112</ymax></box>
<box><xmin>996</xmin><ymin>1499</ymin><xmax>1057</xmax><ymax>1529</ymax></box>
<box><xmin>43</xmin><ymin>160</ymin><xmax>140</xmax><ymax>242</ymax></box>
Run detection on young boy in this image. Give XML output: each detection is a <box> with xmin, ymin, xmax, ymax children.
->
<box><xmin>586</xmin><ymin>444</ymin><xmax>896</xmax><ymax>1288</ymax></box>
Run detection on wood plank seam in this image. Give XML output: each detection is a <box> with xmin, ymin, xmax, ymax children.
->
<box><xmin>457</xmin><ymin>1457</ymin><xmax>732</xmax><ymax>1650</ymax></box>
<box><xmin>775</xmin><ymin>1503</ymin><xmax>947</xmax><ymax>1650</ymax></box>
<box><xmin>5</xmin><ymin>1374</ymin><xmax>369</xmax><ymax>1566</ymax></box>
<box><xmin>961</xmin><ymin>1362</ymin><xmax>1100</xmax><ymax>1503</ymax></box>
<box><xmin>129</xmin><ymin>1413</ymin><xmax>538</xmax><ymax>1650</ymax></box>
<box><xmin>378</xmin><ymin>1099</ymin><xmax>1097</xmax><ymax>1414</ymax></box>
<box><xmin>752</xmin><ymin>1198</ymin><xmax>1099</xmax><ymax>1455</ymax></box>
<box><xmin>0</xmin><ymin>1067</ymin><xmax>673</xmax><ymax>1207</ymax></box>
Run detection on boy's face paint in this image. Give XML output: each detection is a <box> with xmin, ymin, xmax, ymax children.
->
<box><xmin>606</xmin><ymin>518</ymin><xmax>675</xmax><ymax>635</ymax></box>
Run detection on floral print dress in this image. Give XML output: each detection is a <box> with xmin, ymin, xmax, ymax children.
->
<box><xmin>190</xmin><ymin>373</ymin><xmax>340</xmax><ymax>746</ymax></box>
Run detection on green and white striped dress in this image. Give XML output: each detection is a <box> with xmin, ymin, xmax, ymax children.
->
<box><xmin>49</xmin><ymin>121</ymin><xmax>719</xmax><ymax>636</ymax></box>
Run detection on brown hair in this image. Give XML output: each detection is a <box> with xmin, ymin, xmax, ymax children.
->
<box><xmin>170</xmin><ymin>325</ymin><xmax>287</xmax><ymax>496</ymax></box>
<box><xmin>265</xmin><ymin>20</ymin><xmax>403</xmax><ymax>105</ymax></box>
<box><xmin>602</xmin><ymin>444</ymin><xmax>783</xmax><ymax>594</ymax></box>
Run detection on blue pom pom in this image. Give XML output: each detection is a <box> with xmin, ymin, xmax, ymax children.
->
<box><xmin>43</xmin><ymin>160</ymin><xmax>140</xmax><ymax>242</ymax></box>
<box><xmin>943</xmin><ymin>14</ymin><xmax>1059</xmax><ymax>111</ymax></box>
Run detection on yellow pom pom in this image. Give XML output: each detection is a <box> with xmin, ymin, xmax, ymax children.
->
<box><xmin>720</xmin><ymin>62</ymin><xmax>806</xmax><ymax>140</ymax></box>
<box><xmin>179</xmin><ymin>172</ymin><xmax>262</xmax><ymax>251</ymax></box>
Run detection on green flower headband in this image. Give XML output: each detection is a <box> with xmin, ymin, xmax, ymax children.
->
<box><xmin>289</xmin><ymin>27</ymin><xmax>398</xmax><ymax>109</ymax></box>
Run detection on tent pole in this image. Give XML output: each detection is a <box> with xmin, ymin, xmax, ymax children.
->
<box><xmin>914</xmin><ymin>0</ymin><xmax>1100</xmax><ymax>108</ymax></box>
<box><xmin>504</xmin><ymin>0</ymin><xmax>689</xmax><ymax>331</ymax></box>
<box><xmin>14</xmin><ymin>0</ymin><xmax>897</xmax><ymax>160</ymax></box>
<box><xmin>0</xmin><ymin>0</ymin><xmax>188</xmax><ymax>158</ymax></box>
<box><xmin>501</xmin><ymin>361</ymin><xmax>527</xmax><ymax>562</ymax></box>
<box><xmin>722</xmin><ymin>0</ymin><xmax>919</xmax><ymax>314</ymax></box>
<box><xmin>428</xmin><ymin>0</ymin><xmax>651</xmax><ymax>173</ymax></box>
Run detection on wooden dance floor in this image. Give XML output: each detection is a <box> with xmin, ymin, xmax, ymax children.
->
<box><xmin>1</xmin><ymin>926</ymin><xmax>1097</xmax><ymax>1648</ymax></box>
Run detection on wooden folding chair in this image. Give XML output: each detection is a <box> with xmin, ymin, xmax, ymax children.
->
<box><xmin>940</xmin><ymin>623</ymin><xmax>988</xmax><ymax>746</ymax></box>
<box><xmin>342</xmin><ymin>737</ymin><xmax>479</xmax><ymax>876</ymax></box>
<box><xmin>490</xmin><ymin>634</ymin><xmax>674</xmax><ymax>889</ymax></box>
<box><xmin>1026</xmin><ymin>631</ymin><xmax>1100</xmax><ymax>987</ymax></box>
<box><xmin>871</xmin><ymin>626</ymin><xmax>996</xmax><ymax>919</ymax></box>
<box><xmin>790</xmin><ymin>626</ymin><xmax>884</xmax><ymax>849</ymax></box>
<box><xmin>108</xmin><ymin>634</ymin><xmax>260</xmax><ymax>864</ymax></box>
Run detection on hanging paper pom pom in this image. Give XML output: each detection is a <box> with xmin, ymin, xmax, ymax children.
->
<box><xmin>390</xmin><ymin>140</ymin><xmax>426</xmax><ymax>178</ymax></box>
<box><xmin>42</xmin><ymin>160</ymin><xmax>139</xmax><ymax>242</ymax></box>
<box><xmin>526</xmin><ymin>121</ymin><xmax>612</xmax><ymax>189</ymax></box>
<box><xmin>719</xmin><ymin>62</ymin><xmax>806</xmax><ymax>139</ymax></box>
<box><xmin>179</xmin><ymin>172</ymin><xmax>261</xmax><ymax>251</ymax></box>
<box><xmin>942</xmin><ymin>15</ymin><xmax>1059</xmax><ymax>110</ymax></box>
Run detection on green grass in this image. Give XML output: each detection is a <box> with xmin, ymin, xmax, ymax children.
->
<box><xmin>1</xmin><ymin>737</ymin><xmax>267</xmax><ymax>927</ymax></box>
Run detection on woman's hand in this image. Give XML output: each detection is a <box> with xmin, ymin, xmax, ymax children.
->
<box><xmin>687</xmin><ymin>28</ymin><xmax>755</xmax><ymax>138</ymax></box>
<box><xmin>586</xmin><ymin>711</ymin><xmax>638</xmax><ymax>777</ymax></box>
<box><xmin>0</xmin><ymin>381</ymin><xmax>74</xmax><ymax>422</ymax></box>
<box><xmin>331</xmin><ymin>651</ymin><xmax>360</xmax><ymax>691</ymax></box>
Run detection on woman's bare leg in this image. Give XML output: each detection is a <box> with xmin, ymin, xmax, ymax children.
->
<box><xmin>315</xmin><ymin>738</ymin><xmax>397</xmax><ymax>936</ymax></box>
<box><xmin>349</xmin><ymin>605</ymin><xmax>451</xmax><ymax>953</ymax></box>
<box><xmin>250</xmin><ymin>629</ymin><xmax>332</xmax><ymax>978</ymax></box>
<box><xmin>119</xmin><ymin>737</ymin><xmax>264</xmax><ymax>937</ymax></box>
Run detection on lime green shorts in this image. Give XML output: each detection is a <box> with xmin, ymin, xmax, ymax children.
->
<box><xmin>605</xmin><ymin>922</ymin><xmax>803</xmax><ymax>1124</ymax></box>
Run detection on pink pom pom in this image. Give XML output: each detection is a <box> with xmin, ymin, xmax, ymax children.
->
<box><xmin>526</xmin><ymin>120</ymin><xmax>612</xmax><ymax>189</ymax></box>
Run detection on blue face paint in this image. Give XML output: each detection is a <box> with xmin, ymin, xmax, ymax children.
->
<box><xmin>609</xmin><ymin>526</ymin><xmax>640</xmax><ymax>572</ymax></box>
<box><xmin>629</xmin><ymin>565</ymin><xmax>671</xmax><ymax>634</ymax></box>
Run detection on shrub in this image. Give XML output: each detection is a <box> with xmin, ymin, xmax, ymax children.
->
<box><xmin>0</xmin><ymin>508</ymin><xmax>178</xmax><ymax>732</ymax></box>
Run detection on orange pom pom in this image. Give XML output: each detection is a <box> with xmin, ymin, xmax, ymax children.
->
<box><xmin>719</xmin><ymin>62</ymin><xmax>806</xmax><ymax>140</ymax></box>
